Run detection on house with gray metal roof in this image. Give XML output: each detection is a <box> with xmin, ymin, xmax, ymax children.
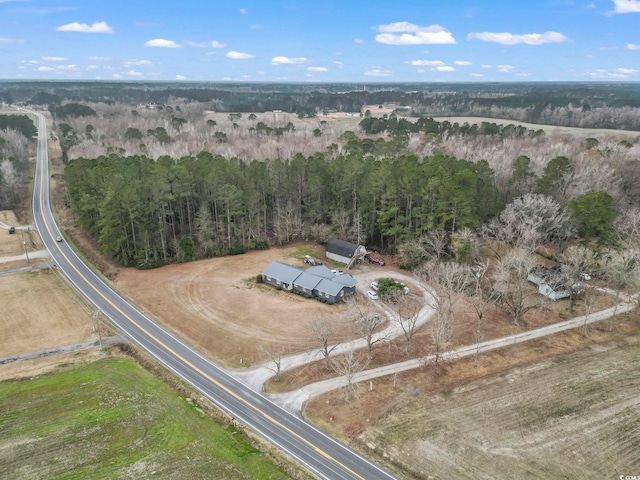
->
<box><xmin>262</xmin><ymin>261</ymin><xmax>357</xmax><ymax>303</ymax></box>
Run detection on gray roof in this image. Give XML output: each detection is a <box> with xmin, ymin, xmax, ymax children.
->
<box><xmin>293</xmin><ymin>271</ymin><xmax>322</xmax><ymax>290</ymax></box>
<box><xmin>326</xmin><ymin>238</ymin><xmax>361</xmax><ymax>258</ymax></box>
<box><xmin>307</xmin><ymin>265</ymin><xmax>335</xmax><ymax>279</ymax></box>
<box><xmin>263</xmin><ymin>261</ymin><xmax>358</xmax><ymax>298</ymax></box>
<box><xmin>332</xmin><ymin>274</ymin><xmax>357</xmax><ymax>287</ymax></box>
<box><xmin>262</xmin><ymin>262</ymin><xmax>303</xmax><ymax>283</ymax></box>
<box><xmin>315</xmin><ymin>278</ymin><xmax>345</xmax><ymax>296</ymax></box>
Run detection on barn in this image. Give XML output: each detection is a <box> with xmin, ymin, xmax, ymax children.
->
<box><xmin>325</xmin><ymin>239</ymin><xmax>367</xmax><ymax>268</ymax></box>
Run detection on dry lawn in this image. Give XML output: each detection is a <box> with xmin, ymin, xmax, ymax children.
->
<box><xmin>0</xmin><ymin>269</ymin><xmax>96</xmax><ymax>379</ymax></box>
<box><xmin>114</xmin><ymin>245</ymin><xmax>366</xmax><ymax>368</ymax></box>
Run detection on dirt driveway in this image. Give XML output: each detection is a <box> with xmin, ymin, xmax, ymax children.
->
<box><xmin>114</xmin><ymin>245</ymin><xmax>397</xmax><ymax>367</ymax></box>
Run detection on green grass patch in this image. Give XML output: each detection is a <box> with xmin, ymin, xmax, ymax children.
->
<box><xmin>0</xmin><ymin>358</ymin><xmax>293</xmax><ymax>480</ymax></box>
<box><xmin>288</xmin><ymin>245</ymin><xmax>323</xmax><ymax>259</ymax></box>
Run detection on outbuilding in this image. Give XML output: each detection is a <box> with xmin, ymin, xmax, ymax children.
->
<box><xmin>325</xmin><ymin>239</ymin><xmax>367</xmax><ymax>268</ymax></box>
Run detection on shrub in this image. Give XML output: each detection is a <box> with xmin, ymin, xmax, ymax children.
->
<box><xmin>256</xmin><ymin>274</ymin><xmax>263</xmax><ymax>284</ymax></box>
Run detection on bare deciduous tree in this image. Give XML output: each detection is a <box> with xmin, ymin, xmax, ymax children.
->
<box><xmin>419</xmin><ymin>260</ymin><xmax>473</xmax><ymax>364</ymax></box>
<box><xmin>306</xmin><ymin>317</ymin><xmax>340</xmax><ymax>370</ymax></box>
<box><xmin>491</xmin><ymin>247</ymin><xmax>542</xmax><ymax>327</ymax></box>
<box><xmin>391</xmin><ymin>296</ymin><xmax>421</xmax><ymax>353</ymax></box>
<box><xmin>331</xmin><ymin>348</ymin><xmax>367</xmax><ymax>402</ymax></box>
<box><xmin>260</xmin><ymin>345</ymin><xmax>284</xmax><ymax>383</ymax></box>
<box><xmin>355</xmin><ymin>313</ymin><xmax>387</xmax><ymax>361</ymax></box>
<box><xmin>485</xmin><ymin>193</ymin><xmax>574</xmax><ymax>252</ymax></box>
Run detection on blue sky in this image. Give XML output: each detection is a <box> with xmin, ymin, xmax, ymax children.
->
<box><xmin>1</xmin><ymin>0</ymin><xmax>640</xmax><ymax>82</ymax></box>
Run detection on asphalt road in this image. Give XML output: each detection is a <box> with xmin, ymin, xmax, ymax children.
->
<box><xmin>27</xmin><ymin>109</ymin><xmax>399</xmax><ymax>480</ymax></box>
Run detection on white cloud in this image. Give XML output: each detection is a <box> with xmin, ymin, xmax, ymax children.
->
<box><xmin>0</xmin><ymin>37</ymin><xmax>25</xmax><ymax>44</ymax></box>
<box><xmin>364</xmin><ymin>67</ymin><xmax>393</xmax><ymax>76</ymax></box>
<box><xmin>42</xmin><ymin>56</ymin><xmax>68</xmax><ymax>62</ymax></box>
<box><xmin>481</xmin><ymin>64</ymin><xmax>492</xmax><ymax>68</ymax></box>
<box><xmin>407</xmin><ymin>60</ymin><xmax>444</xmax><ymax>66</ymax></box>
<box><xmin>627</xmin><ymin>43</ymin><xmax>640</xmax><ymax>50</ymax></box>
<box><xmin>454</xmin><ymin>60</ymin><xmax>472</xmax><ymax>66</ymax></box>
<box><xmin>496</xmin><ymin>64</ymin><xmax>515</xmax><ymax>72</ymax></box>
<box><xmin>176</xmin><ymin>74</ymin><xmax>187</xmax><ymax>80</ymax></box>
<box><xmin>226</xmin><ymin>51</ymin><xmax>255</xmax><ymax>59</ymax></box>
<box><xmin>467</xmin><ymin>31</ymin><xmax>568</xmax><ymax>45</ymax></box>
<box><xmin>144</xmin><ymin>38</ymin><xmax>181</xmax><ymax>48</ymax></box>
<box><xmin>375</xmin><ymin>22</ymin><xmax>456</xmax><ymax>45</ymax></box>
<box><xmin>239</xmin><ymin>8</ymin><xmax>247</xmax><ymax>14</ymax></box>
<box><xmin>37</xmin><ymin>66</ymin><xmax>55</xmax><ymax>72</ymax></box>
<box><xmin>210</xmin><ymin>40</ymin><xmax>225</xmax><ymax>48</ymax></box>
<box><xmin>87</xmin><ymin>65</ymin><xmax>98</xmax><ymax>70</ymax></box>
<box><xmin>127</xmin><ymin>70</ymin><xmax>143</xmax><ymax>76</ymax></box>
<box><xmin>471</xmin><ymin>73</ymin><xmax>484</xmax><ymax>77</ymax></box>
<box><xmin>354</xmin><ymin>38</ymin><xmax>364</xmax><ymax>44</ymax></box>
<box><xmin>308</xmin><ymin>66</ymin><xmax>328</xmax><ymax>72</ymax></box>
<box><xmin>123</xmin><ymin>59</ymin><xmax>153</xmax><ymax>67</ymax></box>
<box><xmin>434</xmin><ymin>65</ymin><xmax>455</xmax><ymax>72</ymax></box>
<box><xmin>56</xmin><ymin>21</ymin><xmax>113</xmax><ymax>34</ymax></box>
<box><xmin>112</xmin><ymin>73</ymin><xmax>122</xmax><ymax>79</ymax></box>
<box><xmin>584</xmin><ymin>68</ymin><xmax>631</xmax><ymax>78</ymax></box>
<box><xmin>612</xmin><ymin>0</ymin><xmax>640</xmax><ymax>13</ymax></box>
<box><xmin>616</xmin><ymin>67</ymin><xmax>638</xmax><ymax>74</ymax></box>
<box><xmin>88</xmin><ymin>56</ymin><xmax>112</xmax><ymax>61</ymax></box>
<box><xmin>57</xmin><ymin>64</ymin><xmax>77</xmax><ymax>71</ymax></box>
<box><xmin>272</xmin><ymin>56</ymin><xmax>307</xmax><ymax>65</ymax></box>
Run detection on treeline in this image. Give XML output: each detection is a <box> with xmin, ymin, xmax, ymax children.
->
<box><xmin>4</xmin><ymin>81</ymin><xmax>640</xmax><ymax>129</ymax></box>
<box><xmin>0</xmin><ymin>115</ymin><xmax>37</xmax><ymax>138</ymax></box>
<box><xmin>64</xmin><ymin>150</ymin><xmax>503</xmax><ymax>267</ymax></box>
<box><xmin>359</xmin><ymin>116</ymin><xmax>544</xmax><ymax>138</ymax></box>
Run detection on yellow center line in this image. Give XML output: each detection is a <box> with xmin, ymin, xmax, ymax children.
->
<box><xmin>34</xmin><ymin>113</ymin><xmax>366</xmax><ymax>480</ymax></box>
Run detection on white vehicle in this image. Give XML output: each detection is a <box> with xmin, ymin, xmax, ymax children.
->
<box><xmin>370</xmin><ymin>281</ymin><xmax>378</xmax><ymax>291</ymax></box>
<box><xmin>331</xmin><ymin>269</ymin><xmax>344</xmax><ymax>275</ymax></box>
<box><xmin>579</xmin><ymin>273</ymin><xmax>591</xmax><ymax>281</ymax></box>
<box><xmin>56</xmin><ymin>236</ymin><xmax>63</xmax><ymax>242</ymax></box>
<box><xmin>366</xmin><ymin>290</ymin><xmax>379</xmax><ymax>300</ymax></box>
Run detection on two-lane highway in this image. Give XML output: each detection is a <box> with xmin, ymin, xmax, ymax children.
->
<box><xmin>27</xmin><ymin>109</ymin><xmax>399</xmax><ymax>480</ymax></box>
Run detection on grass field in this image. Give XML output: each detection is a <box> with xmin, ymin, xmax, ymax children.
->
<box><xmin>0</xmin><ymin>357</ymin><xmax>296</xmax><ymax>480</ymax></box>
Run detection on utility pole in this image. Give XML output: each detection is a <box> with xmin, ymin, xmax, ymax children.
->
<box><xmin>92</xmin><ymin>308</ymin><xmax>104</xmax><ymax>352</ymax></box>
<box><xmin>21</xmin><ymin>231</ymin><xmax>30</xmax><ymax>264</ymax></box>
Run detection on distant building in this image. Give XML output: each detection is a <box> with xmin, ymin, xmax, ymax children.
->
<box><xmin>325</xmin><ymin>239</ymin><xmax>367</xmax><ymax>268</ymax></box>
<box><xmin>261</xmin><ymin>262</ymin><xmax>357</xmax><ymax>303</ymax></box>
<box><xmin>528</xmin><ymin>265</ymin><xmax>583</xmax><ymax>301</ymax></box>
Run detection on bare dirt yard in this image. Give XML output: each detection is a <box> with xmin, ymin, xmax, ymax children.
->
<box><xmin>114</xmin><ymin>244</ymin><xmax>374</xmax><ymax>368</ymax></box>
<box><xmin>0</xmin><ymin>268</ymin><xmax>99</xmax><ymax>380</ymax></box>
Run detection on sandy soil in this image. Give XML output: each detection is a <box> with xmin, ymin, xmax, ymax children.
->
<box><xmin>114</xmin><ymin>245</ymin><xmax>382</xmax><ymax>367</ymax></box>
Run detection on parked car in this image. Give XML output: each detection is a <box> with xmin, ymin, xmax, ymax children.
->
<box><xmin>331</xmin><ymin>269</ymin><xmax>344</xmax><ymax>275</ymax></box>
<box><xmin>370</xmin><ymin>281</ymin><xmax>378</xmax><ymax>291</ymax></box>
<box><xmin>365</xmin><ymin>255</ymin><xmax>385</xmax><ymax>266</ymax></box>
<box><xmin>366</xmin><ymin>290</ymin><xmax>379</xmax><ymax>300</ymax></box>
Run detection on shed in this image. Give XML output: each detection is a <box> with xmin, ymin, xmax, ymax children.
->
<box><xmin>325</xmin><ymin>239</ymin><xmax>367</xmax><ymax>267</ymax></box>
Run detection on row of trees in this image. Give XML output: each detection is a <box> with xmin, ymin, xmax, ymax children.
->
<box><xmin>0</xmin><ymin>115</ymin><xmax>35</xmax><ymax>209</ymax></box>
<box><xmin>359</xmin><ymin>116</ymin><xmax>544</xmax><ymax>139</ymax></box>
<box><xmin>64</xmin><ymin>150</ymin><xmax>506</xmax><ymax>267</ymax></box>
<box><xmin>65</xmin><ymin>138</ymin><xmax>620</xmax><ymax>270</ymax></box>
